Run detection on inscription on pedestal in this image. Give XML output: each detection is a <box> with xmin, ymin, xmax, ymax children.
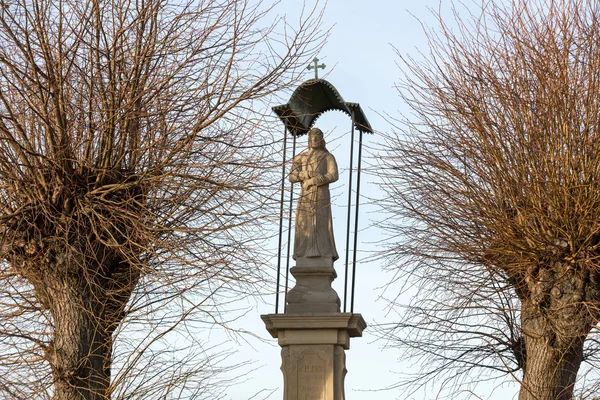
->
<box><xmin>297</xmin><ymin>352</ymin><xmax>326</xmax><ymax>400</ymax></box>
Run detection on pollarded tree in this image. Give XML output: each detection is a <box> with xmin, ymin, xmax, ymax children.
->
<box><xmin>379</xmin><ymin>1</ymin><xmax>600</xmax><ymax>399</ymax></box>
<box><xmin>0</xmin><ymin>0</ymin><xmax>324</xmax><ymax>398</ymax></box>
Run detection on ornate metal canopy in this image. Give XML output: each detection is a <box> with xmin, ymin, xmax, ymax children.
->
<box><xmin>272</xmin><ymin>78</ymin><xmax>373</xmax><ymax>136</ymax></box>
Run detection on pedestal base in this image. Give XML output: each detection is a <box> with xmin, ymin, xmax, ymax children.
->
<box><xmin>286</xmin><ymin>265</ymin><xmax>340</xmax><ymax>313</ymax></box>
<box><xmin>261</xmin><ymin>313</ymin><xmax>367</xmax><ymax>400</ymax></box>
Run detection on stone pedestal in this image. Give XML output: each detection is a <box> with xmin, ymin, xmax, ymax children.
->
<box><xmin>261</xmin><ymin>313</ymin><xmax>366</xmax><ymax>400</ymax></box>
<box><xmin>286</xmin><ymin>267</ymin><xmax>340</xmax><ymax>313</ymax></box>
<box><xmin>286</xmin><ymin>257</ymin><xmax>340</xmax><ymax>314</ymax></box>
<box><xmin>263</xmin><ymin>255</ymin><xmax>365</xmax><ymax>400</ymax></box>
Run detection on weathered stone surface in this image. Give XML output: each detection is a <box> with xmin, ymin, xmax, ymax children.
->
<box><xmin>286</xmin><ymin>267</ymin><xmax>340</xmax><ymax>313</ymax></box>
<box><xmin>283</xmin><ymin>345</ymin><xmax>333</xmax><ymax>400</ymax></box>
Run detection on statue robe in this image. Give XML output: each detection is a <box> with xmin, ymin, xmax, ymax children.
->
<box><xmin>289</xmin><ymin>148</ymin><xmax>339</xmax><ymax>261</ymax></box>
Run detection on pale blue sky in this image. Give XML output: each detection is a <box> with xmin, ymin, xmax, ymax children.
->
<box><xmin>219</xmin><ymin>1</ymin><xmax>519</xmax><ymax>399</ymax></box>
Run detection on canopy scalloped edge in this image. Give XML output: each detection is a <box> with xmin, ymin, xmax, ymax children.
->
<box><xmin>272</xmin><ymin>78</ymin><xmax>373</xmax><ymax>136</ymax></box>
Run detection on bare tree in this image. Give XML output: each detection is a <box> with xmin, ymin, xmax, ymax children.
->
<box><xmin>0</xmin><ymin>0</ymin><xmax>324</xmax><ymax>399</ymax></box>
<box><xmin>378</xmin><ymin>1</ymin><xmax>600</xmax><ymax>399</ymax></box>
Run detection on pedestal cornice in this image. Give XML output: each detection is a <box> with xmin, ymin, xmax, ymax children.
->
<box><xmin>261</xmin><ymin>312</ymin><xmax>366</xmax><ymax>349</ymax></box>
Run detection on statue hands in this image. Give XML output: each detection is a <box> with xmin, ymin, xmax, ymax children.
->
<box><xmin>298</xmin><ymin>169</ymin><xmax>326</xmax><ymax>190</ymax></box>
<box><xmin>302</xmin><ymin>178</ymin><xmax>318</xmax><ymax>191</ymax></box>
<box><xmin>299</xmin><ymin>171</ymin><xmax>313</xmax><ymax>180</ymax></box>
<box><xmin>300</xmin><ymin>170</ymin><xmax>317</xmax><ymax>191</ymax></box>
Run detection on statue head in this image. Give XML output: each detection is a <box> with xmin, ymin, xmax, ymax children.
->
<box><xmin>308</xmin><ymin>128</ymin><xmax>326</xmax><ymax>149</ymax></box>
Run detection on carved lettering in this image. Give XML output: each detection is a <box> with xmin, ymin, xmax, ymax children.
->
<box><xmin>297</xmin><ymin>352</ymin><xmax>326</xmax><ymax>400</ymax></box>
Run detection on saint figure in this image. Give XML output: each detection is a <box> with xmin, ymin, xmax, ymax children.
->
<box><xmin>289</xmin><ymin>128</ymin><xmax>339</xmax><ymax>261</ymax></box>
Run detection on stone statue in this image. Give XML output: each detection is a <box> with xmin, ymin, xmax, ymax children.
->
<box><xmin>289</xmin><ymin>128</ymin><xmax>339</xmax><ymax>264</ymax></box>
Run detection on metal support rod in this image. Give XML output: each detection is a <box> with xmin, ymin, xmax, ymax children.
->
<box><xmin>283</xmin><ymin>135</ymin><xmax>297</xmax><ymax>313</ymax></box>
<box><xmin>343</xmin><ymin>114</ymin><xmax>356</xmax><ymax>313</ymax></box>
<box><xmin>350</xmin><ymin>129</ymin><xmax>364</xmax><ymax>313</ymax></box>
<box><xmin>274</xmin><ymin>126</ymin><xmax>288</xmax><ymax>314</ymax></box>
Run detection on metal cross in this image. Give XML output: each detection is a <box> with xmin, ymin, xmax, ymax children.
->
<box><xmin>307</xmin><ymin>57</ymin><xmax>326</xmax><ymax>79</ymax></box>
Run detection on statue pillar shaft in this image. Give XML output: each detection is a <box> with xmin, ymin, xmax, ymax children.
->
<box><xmin>282</xmin><ymin>344</ymin><xmax>345</xmax><ymax>400</ymax></box>
<box><xmin>261</xmin><ymin>314</ymin><xmax>366</xmax><ymax>400</ymax></box>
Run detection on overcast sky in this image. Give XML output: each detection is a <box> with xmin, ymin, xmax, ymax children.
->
<box><xmin>217</xmin><ymin>1</ymin><xmax>519</xmax><ymax>399</ymax></box>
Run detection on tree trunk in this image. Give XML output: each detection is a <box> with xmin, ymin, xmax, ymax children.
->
<box><xmin>518</xmin><ymin>266</ymin><xmax>595</xmax><ymax>400</ymax></box>
<box><xmin>47</xmin><ymin>280</ymin><xmax>113</xmax><ymax>400</ymax></box>
<box><xmin>17</xmin><ymin>249</ymin><xmax>137</xmax><ymax>400</ymax></box>
<box><xmin>518</xmin><ymin>331</ymin><xmax>584</xmax><ymax>400</ymax></box>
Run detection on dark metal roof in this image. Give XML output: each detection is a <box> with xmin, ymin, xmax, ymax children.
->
<box><xmin>272</xmin><ymin>79</ymin><xmax>373</xmax><ymax>136</ymax></box>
